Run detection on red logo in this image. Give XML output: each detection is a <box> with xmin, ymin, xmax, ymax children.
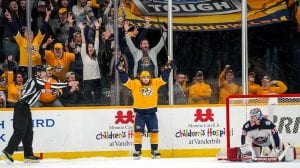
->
<box><xmin>194</xmin><ymin>108</ymin><xmax>214</xmax><ymax>122</ymax></box>
<box><xmin>115</xmin><ymin>110</ymin><xmax>134</xmax><ymax>124</ymax></box>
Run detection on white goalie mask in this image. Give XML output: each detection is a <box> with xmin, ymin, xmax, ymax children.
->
<box><xmin>250</xmin><ymin>108</ymin><xmax>263</xmax><ymax>124</ymax></box>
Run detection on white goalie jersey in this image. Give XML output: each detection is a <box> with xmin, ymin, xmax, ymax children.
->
<box><xmin>241</xmin><ymin>117</ymin><xmax>279</xmax><ymax>148</ymax></box>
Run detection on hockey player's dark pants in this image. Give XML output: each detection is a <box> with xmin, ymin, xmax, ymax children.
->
<box><xmin>134</xmin><ymin>112</ymin><xmax>159</xmax><ymax>151</ymax></box>
<box><xmin>4</xmin><ymin>101</ymin><xmax>34</xmax><ymax>157</ymax></box>
<box><xmin>134</xmin><ymin>112</ymin><xmax>158</xmax><ymax>133</ymax></box>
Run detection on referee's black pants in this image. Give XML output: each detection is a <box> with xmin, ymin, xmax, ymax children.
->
<box><xmin>4</xmin><ymin>101</ymin><xmax>34</xmax><ymax>157</ymax></box>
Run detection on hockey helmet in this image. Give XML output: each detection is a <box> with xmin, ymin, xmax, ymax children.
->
<box><xmin>250</xmin><ymin>108</ymin><xmax>263</xmax><ymax>120</ymax></box>
<box><xmin>140</xmin><ymin>71</ymin><xmax>151</xmax><ymax>78</ymax></box>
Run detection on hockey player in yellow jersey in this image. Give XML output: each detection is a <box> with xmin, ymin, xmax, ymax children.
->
<box><xmin>118</xmin><ymin>63</ymin><xmax>171</xmax><ymax>159</ymax></box>
<box><xmin>125</xmin><ymin>71</ymin><xmax>165</xmax><ymax>109</ymax></box>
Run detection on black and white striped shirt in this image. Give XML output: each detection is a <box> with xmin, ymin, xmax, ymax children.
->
<box><xmin>20</xmin><ymin>77</ymin><xmax>68</xmax><ymax>106</ymax></box>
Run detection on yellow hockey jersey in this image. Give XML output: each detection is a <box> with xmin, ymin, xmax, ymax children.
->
<box><xmin>14</xmin><ymin>31</ymin><xmax>44</xmax><ymax>67</ymax></box>
<box><xmin>124</xmin><ymin>78</ymin><xmax>166</xmax><ymax>109</ymax></box>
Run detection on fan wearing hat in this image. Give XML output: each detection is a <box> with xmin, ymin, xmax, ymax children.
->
<box><xmin>188</xmin><ymin>71</ymin><xmax>212</xmax><ymax>104</ymax></box>
<box><xmin>118</xmin><ymin>66</ymin><xmax>171</xmax><ymax>159</ymax></box>
<box><xmin>59</xmin><ymin>8</ymin><xmax>67</xmax><ymax>14</ymax></box>
<box><xmin>37</xmin><ymin>1</ymin><xmax>46</xmax><ymax>7</ymax></box>
<box><xmin>218</xmin><ymin>65</ymin><xmax>241</xmax><ymax>104</ymax></box>
<box><xmin>44</xmin><ymin>42</ymin><xmax>75</xmax><ymax>81</ymax></box>
<box><xmin>248</xmin><ymin>71</ymin><xmax>261</xmax><ymax>95</ymax></box>
<box><xmin>36</xmin><ymin>1</ymin><xmax>47</xmax><ymax>16</ymax></box>
<box><xmin>258</xmin><ymin>75</ymin><xmax>287</xmax><ymax>95</ymax></box>
<box><xmin>48</xmin><ymin>5</ymin><xmax>72</xmax><ymax>43</ymax></box>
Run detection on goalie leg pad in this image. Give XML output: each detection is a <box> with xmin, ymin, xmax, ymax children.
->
<box><xmin>280</xmin><ymin>143</ymin><xmax>296</xmax><ymax>161</ymax></box>
<box><xmin>240</xmin><ymin>144</ymin><xmax>257</xmax><ymax>162</ymax></box>
<box><xmin>252</xmin><ymin>147</ymin><xmax>261</xmax><ymax>157</ymax></box>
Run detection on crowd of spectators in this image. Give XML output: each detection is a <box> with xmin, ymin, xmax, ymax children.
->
<box><xmin>173</xmin><ymin>65</ymin><xmax>288</xmax><ymax>105</ymax></box>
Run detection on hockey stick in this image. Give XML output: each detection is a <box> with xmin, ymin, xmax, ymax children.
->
<box><xmin>241</xmin><ymin>156</ymin><xmax>279</xmax><ymax>162</ymax></box>
<box><xmin>253</xmin><ymin>157</ymin><xmax>279</xmax><ymax>162</ymax></box>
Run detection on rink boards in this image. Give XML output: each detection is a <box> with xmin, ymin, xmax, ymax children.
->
<box><xmin>0</xmin><ymin>105</ymin><xmax>299</xmax><ymax>159</ymax></box>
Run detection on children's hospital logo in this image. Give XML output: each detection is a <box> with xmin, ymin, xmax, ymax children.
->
<box><xmin>115</xmin><ymin>110</ymin><xmax>135</xmax><ymax>124</ymax></box>
<box><xmin>194</xmin><ymin>108</ymin><xmax>214</xmax><ymax>122</ymax></box>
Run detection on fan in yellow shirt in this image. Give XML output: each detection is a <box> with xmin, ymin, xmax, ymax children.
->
<box><xmin>248</xmin><ymin>71</ymin><xmax>261</xmax><ymax>95</ymax></box>
<box><xmin>188</xmin><ymin>71</ymin><xmax>212</xmax><ymax>104</ymax></box>
<box><xmin>4</xmin><ymin>7</ymin><xmax>52</xmax><ymax>68</ymax></box>
<box><xmin>14</xmin><ymin>30</ymin><xmax>44</xmax><ymax>67</ymax></box>
<box><xmin>258</xmin><ymin>75</ymin><xmax>287</xmax><ymax>95</ymax></box>
<box><xmin>218</xmin><ymin>65</ymin><xmax>241</xmax><ymax>104</ymax></box>
<box><xmin>7</xmin><ymin>71</ymin><xmax>24</xmax><ymax>107</ymax></box>
<box><xmin>44</xmin><ymin>43</ymin><xmax>75</xmax><ymax>82</ymax></box>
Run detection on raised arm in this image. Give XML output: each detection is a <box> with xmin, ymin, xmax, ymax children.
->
<box><xmin>35</xmin><ymin>77</ymin><xmax>68</xmax><ymax>89</ymax></box>
<box><xmin>151</xmin><ymin>31</ymin><xmax>167</xmax><ymax>55</ymax></box>
<box><xmin>67</xmin><ymin>13</ymin><xmax>77</xmax><ymax>52</ymax></box>
<box><xmin>120</xmin><ymin>0</ymin><xmax>126</xmax><ymax>19</ymax></box>
<box><xmin>103</xmin><ymin>0</ymin><xmax>112</xmax><ymax>23</ymax></box>
<box><xmin>136</xmin><ymin>16</ymin><xmax>151</xmax><ymax>44</ymax></box>
<box><xmin>94</xmin><ymin>18</ymin><xmax>102</xmax><ymax>56</ymax></box>
<box><xmin>49</xmin><ymin>82</ymin><xmax>68</xmax><ymax>89</ymax></box>
<box><xmin>4</xmin><ymin>10</ymin><xmax>19</xmax><ymax>36</ymax></box>
<box><xmin>123</xmin><ymin>21</ymin><xmax>139</xmax><ymax>56</ymax></box>
<box><xmin>218</xmin><ymin>65</ymin><xmax>231</xmax><ymax>88</ymax></box>
<box><xmin>40</xmin><ymin>8</ymin><xmax>52</xmax><ymax>35</ymax></box>
<box><xmin>78</xmin><ymin>22</ymin><xmax>86</xmax><ymax>44</ymax></box>
<box><xmin>40</xmin><ymin>36</ymin><xmax>54</xmax><ymax>58</ymax></box>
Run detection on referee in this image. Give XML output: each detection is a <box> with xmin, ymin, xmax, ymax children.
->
<box><xmin>1</xmin><ymin>75</ymin><xmax>67</xmax><ymax>164</ymax></box>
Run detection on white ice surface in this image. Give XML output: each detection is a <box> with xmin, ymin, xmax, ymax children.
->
<box><xmin>1</xmin><ymin>157</ymin><xmax>300</xmax><ymax>168</ymax></box>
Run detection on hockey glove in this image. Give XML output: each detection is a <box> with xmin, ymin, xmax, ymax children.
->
<box><xmin>164</xmin><ymin>57</ymin><xmax>175</xmax><ymax>71</ymax></box>
<box><xmin>270</xmin><ymin>147</ymin><xmax>281</xmax><ymax>157</ymax></box>
<box><xmin>117</xmin><ymin>57</ymin><xmax>126</xmax><ymax>72</ymax></box>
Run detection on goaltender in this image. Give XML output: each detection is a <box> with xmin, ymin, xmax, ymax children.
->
<box><xmin>239</xmin><ymin>108</ymin><xmax>295</xmax><ymax>162</ymax></box>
